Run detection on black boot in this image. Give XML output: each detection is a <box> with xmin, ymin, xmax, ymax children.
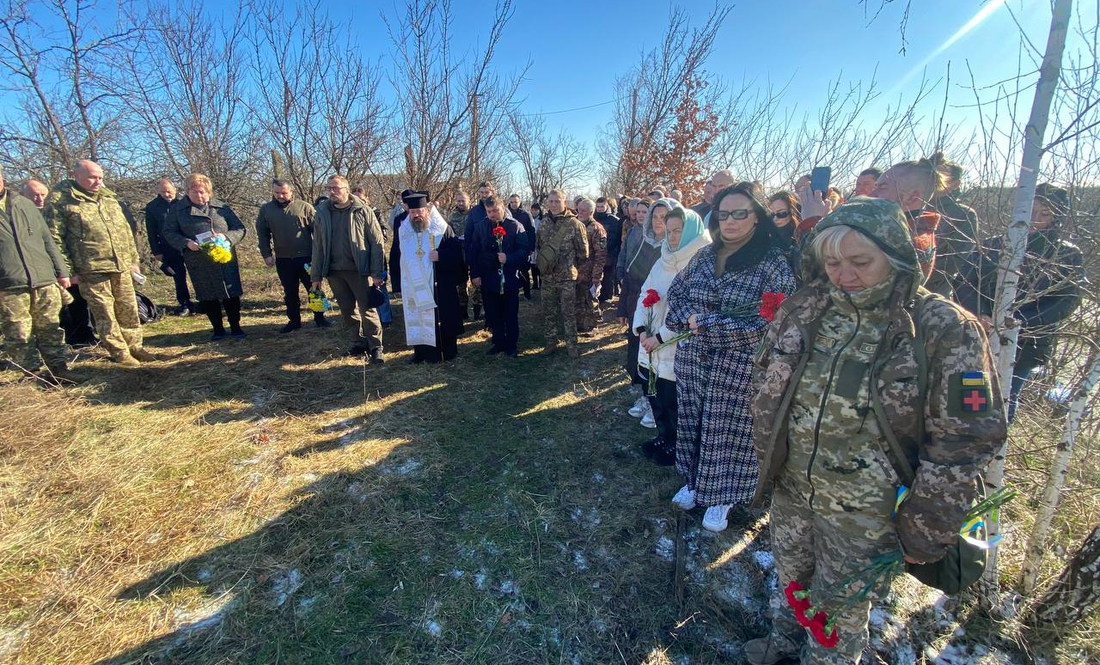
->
<box><xmin>651</xmin><ymin>439</ymin><xmax>676</xmax><ymax>467</ymax></box>
<box><xmin>473</xmin><ymin>305</ymin><xmax>482</xmax><ymax>321</ymax></box>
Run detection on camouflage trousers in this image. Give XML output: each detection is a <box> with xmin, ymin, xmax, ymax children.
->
<box><xmin>0</xmin><ymin>284</ymin><xmax>67</xmax><ymax>370</ymax></box>
<box><xmin>457</xmin><ymin>274</ymin><xmax>481</xmax><ymax>312</ymax></box>
<box><xmin>768</xmin><ymin>477</ymin><xmax>900</xmax><ymax>665</ymax></box>
<box><xmin>79</xmin><ymin>272</ymin><xmax>143</xmax><ymax>358</ymax></box>
<box><xmin>542</xmin><ymin>280</ymin><xmax>577</xmax><ymax>352</ymax></box>
<box><xmin>574</xmin><ymin>282</ymin><xmax>599</xmax><ymax>330</ymax></box>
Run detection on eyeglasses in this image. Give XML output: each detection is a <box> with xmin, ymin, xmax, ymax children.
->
<box><xmin>715</xmin><ymin>209</ymin><xmax>752</xmax><ymax>222</ymax></box>
<box><xmin>773</xmin><ymin>210</ymin><xmax>791</xmax><ymax>219</ymax></box>
<box><xmin>327</xmin><ymin>185</ymin><xmax>348</xmax><ymax>192</ymax></box>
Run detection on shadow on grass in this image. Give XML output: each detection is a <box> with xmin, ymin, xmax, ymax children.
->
<box><xmin>91</xmin><ymin>313</ymin><xmax>702</xmax><ymax>665</ymax></box>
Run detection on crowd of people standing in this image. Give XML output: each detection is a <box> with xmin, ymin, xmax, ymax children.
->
<box><xmin>0</xmin><ymin>154</ymin><xmax>1086</xmax><ymax>664</ymax></box>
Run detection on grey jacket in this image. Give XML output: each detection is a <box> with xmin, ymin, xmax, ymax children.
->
<box><xmin>311</xmin><ymin>196</ymin><xmax>385</xmax><ymax>282</ymax></box>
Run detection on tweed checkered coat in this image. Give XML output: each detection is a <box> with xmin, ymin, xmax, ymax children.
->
<box><xmin>666</xmin><ymin>243</ymin><xmax>796</xmax><ymax>507</ymax></box>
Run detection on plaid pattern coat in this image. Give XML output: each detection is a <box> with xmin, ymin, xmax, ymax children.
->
<box><xmin>666</xmin><ymin>243</ymin><xmax>796</xmax><ymax>507</ymax></box>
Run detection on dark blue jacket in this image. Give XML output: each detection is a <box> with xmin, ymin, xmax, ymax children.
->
<box><xmin>470</xmin><ymin>215</ymin><xmax>530</xmax><ymax>291</ymax></box>
<box><xmin>463</xmin><ymin>202</ymin><xmax>489</xmax><ymax>267</ymax></box>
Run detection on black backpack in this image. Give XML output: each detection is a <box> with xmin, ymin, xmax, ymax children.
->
<box><xmin>136</xmin><ymin>291</ymin><xmax>162</xmax><ymax>324</ymax></box>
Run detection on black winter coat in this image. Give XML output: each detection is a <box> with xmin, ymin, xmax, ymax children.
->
<box><xmin>595</xmin><ymin>211</ymin><xmax>622</xmax><ymax>262</ymax></box>
<box><xmin>144</xmin><ymin>195</ymin><xmax>181</xmax><ymax>257</ymax></box>
<box><xmin>957</xmin><ymin>229</ymin><xmax>1084</xmax><ymax>365</ymax></box>
<box><xmin>162</xmin><ymin>197</ymin><xmax>246</xmax><ymax>301</ymax></box>
<box><xmin>470</xmin><ymin>216</ymin><xmax>531</xmax><ymax>291</ymax></box>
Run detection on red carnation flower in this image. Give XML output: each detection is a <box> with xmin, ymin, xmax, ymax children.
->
<box><xmin>807</xmin><ymin>611</ymin><xmax>839</xmax><ymax>649</ymax></box>
<box><xmin>492</xmin><ymin>225</ymin><xmax>506</xmax><ymax>238</ymax></box>
<box><xmin>784</xmin><ymin>581</ymin><xmax>811</xmax><ymax>614</ymax></box>
<box><xmin>758</xmin><ymin>291</ymin><xmax>786</xmax><ymax>322</ymax></box>
<box><xmin>642</xmin><ymin>289</ymin><xmax>660</xmax><ymax>308</ymax></box>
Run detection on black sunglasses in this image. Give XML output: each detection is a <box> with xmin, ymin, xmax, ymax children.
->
<box><xmin>773</xmin><ymin>210</ymin><xmax>791</xmax><ymax>219</ymax></box>
<box><xmin>715</xmin><ymin>209</ymin><xmax>751</xmax><ymax>222</ymax></box>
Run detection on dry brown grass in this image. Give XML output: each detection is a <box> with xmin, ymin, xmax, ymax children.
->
<box><xmin>0</xmin><ymin>265</ymin><xmax>1097</xmax><ymax>664</ymax></box>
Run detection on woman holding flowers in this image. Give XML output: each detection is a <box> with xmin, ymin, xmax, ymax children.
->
<box><xmin>664</xmin><ymin>183</ymin><xmax>797</xmax><ymax>532</ymax></box>
<box><xmin>632</xmin><ymin>204</ymin><xmax>710</xmax><ymax>466</ymax></box>
<box><xmin>162</xmin><ymin>173</ymin><xmax>248</xmax><ymax>340</ymax></box>
<box><xmin>744</xmin><ymin>198</ymin><xmax>1007</xmax><ymax>665</ymax></box>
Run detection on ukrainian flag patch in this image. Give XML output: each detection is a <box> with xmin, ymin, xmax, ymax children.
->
<box><xmin>961</xmin><ymin>371</ymin><xmax>986</xmax><ymax>387</ymax></box>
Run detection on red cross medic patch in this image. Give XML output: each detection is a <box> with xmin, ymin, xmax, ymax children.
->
<box><xmin>948</xmin><ymin>371</ymin><xmax>991</xmax><ymax>417</ymax></box>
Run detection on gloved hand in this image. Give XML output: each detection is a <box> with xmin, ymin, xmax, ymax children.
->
<box><xmin>589</xmin><ymin>283</ymin><xmax>601</xmax><ymax>300</ymax></box>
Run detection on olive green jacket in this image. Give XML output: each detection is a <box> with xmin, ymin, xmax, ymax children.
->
<box><xmin>46</xmin><ymin>180</ymin><xmax>139</xmax><ymax>275</ymax></box>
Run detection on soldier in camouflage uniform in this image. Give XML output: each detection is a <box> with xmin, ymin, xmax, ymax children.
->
<box><xmin>535</xmin><ymin>189</ymin><xmax>589</xmax><ymax>358</ymax></box>
<box><xmin>46</xmin><ymin>160</ymin><xmax>153</xmax><ymax>366</ymax></box>
<box><xmin>574</xmin><ymin>198</ymin><xmax>607</xmax><ymax>333</ymax></box>
<box><xmin>448</xmin><ymin>190</ymin><xmax>478</xmax><ymax>320</ymax></box>
<box><xmin>0</xmin><ymin>165</ymin><xmax>76</xmax><ymax>383</ymax></box>
<box><xmin>746</xmin><ymin>197</ymin><xmax>1007</xmax><ymax>665</ymax></box>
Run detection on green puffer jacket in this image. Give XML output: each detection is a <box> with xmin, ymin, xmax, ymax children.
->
<box><xmin>0</xmin><ymin>191</ymin><xmax>69</xmax><ymax>290</ymax></box>
<box><xmin>47</xmin><ymin>180</ymin><xmax>139</xmax><ymax>275</ymax></box>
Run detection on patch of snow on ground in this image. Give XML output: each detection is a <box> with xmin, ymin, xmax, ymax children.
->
<box><xmin>751</xmin><ymin>550</ymin><xmax>775</xmax><ymax>571</ymax></box>
<box><xmin>338</xmin><ymin>428</ymin><xmax>368</xmax><ymax>447</ymax></box>
<box><xmin>173</xmin><ymin>594</ymin><xmax>239</xmax><ymax>635</ymax></box>
<box><xmin>0</xmin><ymin>626</ymin><xmax>27</xmax><ymax>663</ymax></box>
<box><xmin>656</xmin><ymin>535</ymin><xmax>675</xmax><ymax>562</ymax></box>
<box><xmin>271</xmin><ymin>569</ymin><xmax>303</xmax><ymax>607</ymax></box>
<box><xmin>392</xmin><ymin>459</ymin><xmax>421</xmax><ymax>475</ymax></box>
<box><xmin>931</xmin><ymin>642</ymin><xmax>975</xmax><ymax>665</ymax></box>
<box><xmin>499</xmin><ymin>580</ymin><xmax>519</xmax><ymax>595</ymax></box>
<box><xmin>573</xmin><ymin>551</ymin><xmax>588</xmax><ymax>571</ymax></box>
<box><xmin>570</xmin><ymin>506</ymin><xmax>602</xmax><ymax>527</ymax></box>
<box><xmin>449</xmin><ymin>569</ymin><xmax>464</xmax><ymax>578</ymax></box>
<box><xmin>592</xmin><ymin>472</ymin><xmax>605</xmax><ymax>483</ymax></box>
<box><xmin>425</xmin><ymin>620</ymin><xmax>442</xmax><ymax>638</ymax></box>
<box><xmin>295</xmin><ymin>596</ymin><xmax>317</xmax><ymax>616</ymax></box>
<box><xmin>474</xmin><ymin>572</ymin><xmax>487</xmax><ymax>590</ymax></box>
<box><xmin>321</xmin><ymin>417</ymin><xmax>357</xmax><ymax>433</ymax></box>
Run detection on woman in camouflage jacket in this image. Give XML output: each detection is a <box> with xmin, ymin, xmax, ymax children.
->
<box><xmin>744</xmin><ymin>197</ymin><xmax>1007</xmax><ymax>665</ymax></box>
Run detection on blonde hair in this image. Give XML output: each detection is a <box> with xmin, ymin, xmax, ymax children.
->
<box><xmin>811</xmin><ymin>225</ymin><xmax>906</xmax><ymax>272</ymax></box>
<box><xmin>185</xmin><ymin>173</ymin><xmax>213</xmax><ymax>196</ymax></box>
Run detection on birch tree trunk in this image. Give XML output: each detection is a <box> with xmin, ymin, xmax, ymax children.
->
<box><xmin>1020</xmin><ymin>343</ymin><xmax>1100</xmax><ymax>593</ymax></box>
<box><xmin>1023</xmin><ymin>525</ymin><xmax>1100</xmax><ymax>638</ymax></box>
<box><xmin>984</xmin><ymin>0</ymin><xmax>1073</xmax><ymax>577</ymax></box>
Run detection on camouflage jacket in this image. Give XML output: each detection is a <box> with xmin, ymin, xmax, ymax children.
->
<box><xmin>535</xmin><ymin>211</ymin><xmax>589</xmax><ymax>283</ymax></box>
<box><xmin>47</xmin><ymin>180</ymin><xmax>139</xmax><ymax>275</ymax></box>
<box><xmin>448</xmin><ymin>207</ymin><xmax>470</xmax><ymax>240</ymax></box>
<box><xmin>576</xmin><ymin>219</ymin><xmax>607</xmax><ymax>285</ymax></box>
<box><xmin>751</xmin><ymin>274</ymin><xmax>1007</xmax><ymax>562</ymax></box>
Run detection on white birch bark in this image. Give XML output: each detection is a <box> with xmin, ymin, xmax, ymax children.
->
<box><xmin>983</xmin><ymin>0</ymin><xmax>1074</xmax><ymax>577</ymax></box>
<box><xmin>1020</xmin><ymin>346</ymin><xmax>1100</xmax><ymax>594</ymax></box>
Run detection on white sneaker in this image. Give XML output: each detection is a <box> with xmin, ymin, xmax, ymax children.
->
<box><xmin>640</xmin><ymin>410</ymin><xmax>657</xmax><ymax>428</ymax></box>
<box><xmin>702</xmin><ymin>504</ymin><xmax>732</xmax><ymax>532</ymax></box>
<box><xmin>628</xmin><ymin>395</ymin><xmax>648</xmax><ymax>417</ymax></box>
<box><xmin>671</xmin><ymin>485</ymin><xmax>696</xmax><ymax>510</ymax></box>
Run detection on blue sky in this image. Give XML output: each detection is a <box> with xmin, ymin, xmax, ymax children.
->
<box><xmin>398</xmin><ymin>0</ymin><xmax>1060</xmax><ymax>149</ymax></box>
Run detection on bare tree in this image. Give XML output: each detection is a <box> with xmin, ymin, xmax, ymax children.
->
<box><xmin>0</xmin><ymin>0</ymin><xmax>136</xmax><ymax>179</ymax></box>
<box><xmin>382</xmin><ymin>0</ymin><xmax>526</xmax><ymax>197</ymax></box>
<box><xmin>508</xmin><ymin>111</ymin><xmax>588</xmax><ymax>200</ymax></box>
<box><xmin>244</xmin><ymin>0</ymin><xmax>389</xmax><ymax>203</ymax></box>
<box><xmin>598</xmin><ymin>4</ymin><xmax>731</xmax><ymax>194</ymax></box>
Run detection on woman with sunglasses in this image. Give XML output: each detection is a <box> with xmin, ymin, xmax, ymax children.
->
<box><xmin>664</xmin><ymin>183</ymin><xmax>797</xmax><ymax>532</ymax></box>
<box><xmin>768</xmin><ymin>191</ymin><xmax>800</xmax><ymax>248</ymax></box>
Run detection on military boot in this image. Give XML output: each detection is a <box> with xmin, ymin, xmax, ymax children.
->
<box><xmin>742</xmin><ymin>634</ymin><xmax>800</xmax><ymax>665</ymax></box>
<box><xmin>110</xmin><ymin>351</ymin><xmax>140</xmax><ymax>367</ymax></box>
